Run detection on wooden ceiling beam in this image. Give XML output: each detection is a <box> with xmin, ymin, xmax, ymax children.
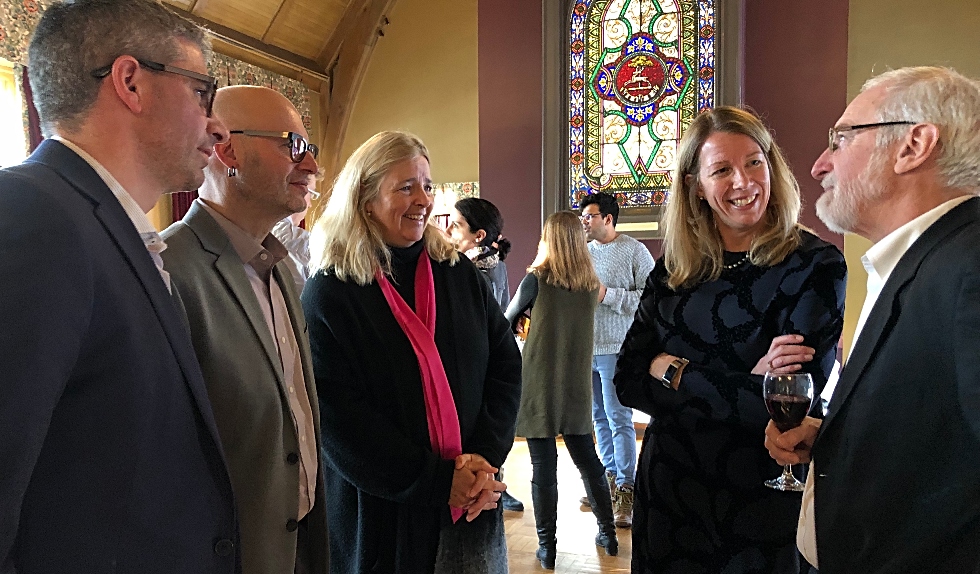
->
<box><xmin>316</xmin><ymin>0</ymin><xmax>370</xmax><ymax>70</ymax></box>
<box><xmin>168</xmin><ymin>6</ymin><xmax>328</xmax><ymax>77</ymax></box>
<box><xmin>317</xmin><ymin>0</ymin><xmax>396</xmax><ymax>187</ymax></box>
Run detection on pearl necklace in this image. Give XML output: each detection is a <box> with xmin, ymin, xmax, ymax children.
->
<box><xmin>723</xmin><ymin>254</ymin><xmax>749</xmax><ymax>270</ymax></box>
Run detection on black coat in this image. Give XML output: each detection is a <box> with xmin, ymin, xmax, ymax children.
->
<box><xmin>303</xmin><ymin>248</ymin><xmax>522</xmax><ymax>573</ymax></box>
<box><xmin>812</xmin><ymin>198</ymin><xmax>980</xmax><ymax>574</ymax></box>
<box><xmin>0</xmin><ymin>140</ymin><xmax>238</xmax><ymax>572</ymax></box>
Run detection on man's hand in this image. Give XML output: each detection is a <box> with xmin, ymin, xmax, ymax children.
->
<box><xmin>764</xmin><ymin>416</ymin><xmax>821</xmax><ymax>465</ymax></box>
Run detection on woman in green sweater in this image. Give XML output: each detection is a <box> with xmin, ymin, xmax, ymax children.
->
<box><xmin>504</xmin><ymin>211</ymin><xmax>618</xmax><ymax>569</ymax></box>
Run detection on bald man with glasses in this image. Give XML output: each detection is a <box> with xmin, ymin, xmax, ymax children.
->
<box><xmin>161</xmin><ymin>85</ymin><xmax>328</xmax><ymax>574</ymax></box>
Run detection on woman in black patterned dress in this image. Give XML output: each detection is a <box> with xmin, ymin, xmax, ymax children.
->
<box><xmin>614</xmin><ymin>107</ymin><xmax>846</xmax><ymax>574</ymax></box>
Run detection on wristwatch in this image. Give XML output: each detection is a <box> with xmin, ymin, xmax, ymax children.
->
<box><xmin>661</xmin><ymin>357</ymin><xmax>690</xmax><ymax>389</ymax></box>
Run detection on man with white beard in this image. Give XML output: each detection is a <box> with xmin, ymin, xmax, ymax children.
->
<box><xmin>765</xmin><ymin>66</ymin><xmax>980</xmax><ymax>574</ymax></box>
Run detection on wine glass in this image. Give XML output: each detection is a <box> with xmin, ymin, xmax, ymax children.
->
<box><xmin>762</xmin><ymin>372</ymin><xmax>813</xmax><ymax>491</ymax></box>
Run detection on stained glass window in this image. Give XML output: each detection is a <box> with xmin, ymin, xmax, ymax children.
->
<box><xmin>569</xmin><ymin>0</ymin><xmax>715</xmax><ymax>215</ymax></box>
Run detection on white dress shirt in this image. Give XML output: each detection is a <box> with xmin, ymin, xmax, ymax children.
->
<box><xmin>50</xmin><ymin>136</ymin><xmax>171</xmax><ymax>292</ymax></box>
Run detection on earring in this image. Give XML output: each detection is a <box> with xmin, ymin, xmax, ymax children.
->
<box><xmin>227</xmin><ymin>167</ymin><xmax>237</xmax><ymax>177</ymax></box>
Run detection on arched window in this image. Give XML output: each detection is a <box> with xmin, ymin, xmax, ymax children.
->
<box><xmin>569</xmin><ymin>0</ymin><xmax>715</xmax><ymax>234</ymax></box>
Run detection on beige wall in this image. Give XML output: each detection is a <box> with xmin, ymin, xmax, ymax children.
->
<box><xmin>340</xmin><ymin>0</ymin><xmax>479</xmax><ymax>183</ymax></box>
<box><xmin>841</xmin><ymin>0</ymin><xmax>980</xmax><ymax>355</ymax></box>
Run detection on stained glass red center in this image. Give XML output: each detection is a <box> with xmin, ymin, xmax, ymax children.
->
<box><xmin>614</xmin><ymin>53</ymin><xmax>666</xmax><ymax>106</ymax></box>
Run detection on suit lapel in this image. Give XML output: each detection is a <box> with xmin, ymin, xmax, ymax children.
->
<box><xmin>819</xmin><ymin>198</ymin><xmax>980</xmax><ymax>436</ymax></box>
<box><xmin>183</xmin><ymin>202</ymin><xmax>285</xmax><ymax>386</ymax></box>
<box><xmin>25</xmin><ymin>140</ymin><xmax>227</xmax><ymax>445</ymax></box>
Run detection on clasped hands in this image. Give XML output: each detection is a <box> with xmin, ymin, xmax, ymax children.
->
<box><xmin>449</xmin><ymin>453</ymin><xmax>505</xmax><ymax>522</ymax></box>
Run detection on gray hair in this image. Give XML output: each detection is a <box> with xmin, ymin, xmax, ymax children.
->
<box><xmin>863</xmin><ymin>66</ymin><xmax>980</xmax><ymax>192</ymax></box>
<box><xmin>28</xmin><ymin>0</ymin><xmax>210</xmax><ymax>135</ymax></box>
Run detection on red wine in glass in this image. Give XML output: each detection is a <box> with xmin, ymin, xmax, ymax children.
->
<box><xmin>765</xmin><ymin>394</ymin><xmax>811</xmax><ymax>432</ymax></box>
<box><xmin>762</xmin><ymin>373</ymin><xmax>814</xmax><ymax>491</ymax></box>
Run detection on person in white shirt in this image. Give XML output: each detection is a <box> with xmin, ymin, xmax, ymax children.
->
<box><xmin>765</xmin><ymin>66</ymin><xmax>980</xmax><ymax>574</ymax></box>
<box><xmin>272</xmin><ymin>184</ymin><xmax>319</xmax><ymax>292</ymax></box>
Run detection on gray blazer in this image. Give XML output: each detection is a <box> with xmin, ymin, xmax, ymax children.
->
<box><xmin>162</xmin><ymin>201</ymin><xmax>328</xmax><ymax>574</ymax></box>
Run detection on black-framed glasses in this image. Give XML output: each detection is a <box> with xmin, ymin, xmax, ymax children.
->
<box><xmin>91</xmin><ymin>58</ymin><xmax>217</xmax><ymax>117</ymax></box>
<box><xmin>229</xmin><ymin>130</ymin><xmax>319</xmax><ymax>163</ymax></box>
<box><xmin>828</xmin><ymin>121</ymin><xmax>915</xmax><ymax>152</ymax></box>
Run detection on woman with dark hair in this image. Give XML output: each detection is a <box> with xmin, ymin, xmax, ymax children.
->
<box><xmin>614</xmin><ymin>106</ymin><xmax>846</xmax><ymax>573</ymax></box>
<box><xmin>448</xmin><ymin>197</ymin><xmax>524</xmax><ymax>514</ymax></box>
<box><xmin>504</xmin><ymin>211</ymin><xmax>618</xmax><ymax>569</ymax></box>
<box><xmin>449</xmin><ymin>197</ymin><xmax>512</xmax><ymax>310</ymax></box>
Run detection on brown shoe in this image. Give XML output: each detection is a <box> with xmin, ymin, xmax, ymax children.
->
<box><xmin>580</xmin><ymin>495</ymin><xmax>591</xmax><ymax>507</ymax></box>
<box><xmin>613</xmin><ymin>485</ymin><xmax>633</xmax><ymax>528</ymax></box>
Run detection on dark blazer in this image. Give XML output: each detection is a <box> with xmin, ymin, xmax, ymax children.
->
<box><xmin>812</xmin><ymin>197</ymin><xmax>980</xmax><ymax>574</ymax></box>
<box><xmin>161</xmin><ymin>201</ymin><xmax>328</xmax><ymax>574</ymax></box>
<box><xmin>0</xmin><ymin>140</ymin><xmax>238</xmax><ymax>573</ymax></box>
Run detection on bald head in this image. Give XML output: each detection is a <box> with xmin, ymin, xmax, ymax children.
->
<box><xmin>213</xmin><ymin>85</ymin><xmax>306</xmax><ymax>134</ymax></box>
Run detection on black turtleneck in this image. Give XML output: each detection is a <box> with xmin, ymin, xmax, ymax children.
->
<box><xmin>387</xmin><ymin>241</ymin><xmax>425</xmax><ymax>311</ymax></box>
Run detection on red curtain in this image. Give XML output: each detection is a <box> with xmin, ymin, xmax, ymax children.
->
<box><xmin>21</xmin><ymin>67</ymin><xmax>43</xmax><ymax>153</ymax></box>
<box><xmin>171</xmin><ymin>190</ymin><xmax>198</xmax><ymax>222</ymax></box>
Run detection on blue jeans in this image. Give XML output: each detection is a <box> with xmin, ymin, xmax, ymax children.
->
<box><xmin>591</xmin><ymin>354</ymin><xmax>636</xmax><ymax>487</ymax></box>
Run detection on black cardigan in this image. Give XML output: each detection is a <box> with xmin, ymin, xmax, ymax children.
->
<box><xmin>302</xmin><ymin>246</ymin><xmax>522</xmax><ymax>573</ymax></box>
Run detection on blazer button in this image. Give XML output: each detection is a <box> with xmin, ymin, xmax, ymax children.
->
<box><xmin>286</xmin><ymin>519</ymin><xmax>299</xmax><ymax>532</ymax></box>
<box><xmin>214</xmin><ymin>539</ymin><xmax>234</xmax><ymax>557</ymax></box>
<box><xmin>287</xmin><ymin>452</ymin><xmax>299</xmax><ymax>465</ymax></box>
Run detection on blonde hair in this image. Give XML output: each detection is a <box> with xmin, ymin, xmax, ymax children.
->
<box><xmin>528</xmin><ymin>211</ymin><xmax>600</xmax><ymax>292</ymax></box>
<box><xmin>309</xmin><ymin>131</ymin><xmax>458</xmax><ymax>285</ymax></box>
<box><xmin>662</xmin><ymin>106</ymin><xmax>802</xmax><ymax>290</ymax></box>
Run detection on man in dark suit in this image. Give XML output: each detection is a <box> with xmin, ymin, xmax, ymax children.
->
<box><xmin>160</xmin><ymin>86</ymin><xmax>328</xmax><ymax>574</ymax></box>
<box><xmin>0</xmin><ymin>1</ymin><xmax>237</xmax><ymax>572</ymax></box>
<box><xmin>765</xmin><ymin>66</ymin><xmax>980</xmax><ymax>574</ymax></box>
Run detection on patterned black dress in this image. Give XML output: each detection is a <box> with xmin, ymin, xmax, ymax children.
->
<box><xmin>614</xmin><ymin>231</ymin><xmax>846</xmax><ymax>574</ymax></box>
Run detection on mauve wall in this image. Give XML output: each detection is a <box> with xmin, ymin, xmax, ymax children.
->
<box><xmin>478</xmin><ymin>0</ymin><xmax>850</xmax><ymax>289</ymax></box>
<box><xmin>478</xmin><ymin>0</ymin><xmax>543</xmax><ymax>290</ymax></box>
<box><xmin>743</xmin><ymin>0</ymin><xmax>849</xmax><ymax>248</ymax></box>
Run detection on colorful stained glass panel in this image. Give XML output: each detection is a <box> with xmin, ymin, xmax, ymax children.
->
<box><xmin>569</xmin><ymin>0</ymin><xmax>715</xmax><ymax>210</ymax></box>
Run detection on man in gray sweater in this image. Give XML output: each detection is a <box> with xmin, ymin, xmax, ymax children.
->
<box><xmin>581</xmin><ymin>192</ymin><xmax>655</xmax><ymax>528</ymax></box>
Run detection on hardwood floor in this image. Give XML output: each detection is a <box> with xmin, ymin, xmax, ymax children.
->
<box><xmin>503</xmin><ymin>438</ymin><xmax>635</xmax><ymax>573</ymax></box>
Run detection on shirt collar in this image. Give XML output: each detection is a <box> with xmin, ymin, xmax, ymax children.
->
<box><xmin>51</xmin><ymin>136</ymin><xmax>159</xmax><ymax>237</ymax></box>
<box><xmin>197</xmin><ymin>199</ymin><xmax>287</xmax><ymax>274</ymax></box>
<box><xmin>862</xmin><ymin>194</ymin><xmax>974</xmax><ymax>284</ymax></box>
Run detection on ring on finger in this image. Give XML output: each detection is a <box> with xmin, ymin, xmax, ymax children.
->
<box><xmin>768</xmin><ymin>359</ymin><xmax>774</xmax><ymax>370</ymax></box>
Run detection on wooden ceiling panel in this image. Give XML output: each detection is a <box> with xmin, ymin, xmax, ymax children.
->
<box><xmin>263</xmin><ymin>0</ymin><xmax>351</xmax><ymax>60</ymax></box>
<box><xmin>164</xmin><ymin>0</ymin><xmax>196</xmax><ymax>11</ymax></box>
<box><xmin>188</xmin><ymin>0</ymin><xmax>287</xmax><ymax>39</ymax></box>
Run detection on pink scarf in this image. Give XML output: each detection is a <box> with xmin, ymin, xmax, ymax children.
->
<box><xmin>375</xmin><ymin>251</ymin><xmax>464</xmax><ymax>522</ymax></box>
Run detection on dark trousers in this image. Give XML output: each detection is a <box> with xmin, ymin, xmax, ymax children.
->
<box><xmin>526</xmin><ymin>434</ymin><xmax>605</xmax><ymax>487</ymax></box>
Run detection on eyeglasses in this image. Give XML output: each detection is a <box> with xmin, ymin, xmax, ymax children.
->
<box><xmin>229</xmin><ymin>130</ymin><xmax>319</xmax><ymax>163</ymax></box>
<box><xmin>580</xmin><ymin>213</ymin><xmax>601</xmax><ymax>222</ymax></box>
<box><xmin>308</xmin><ymin>188</ymin><xmax>321</xmax><ymax>200</ymax></box>
<box><xmin>828</xmin><ymin>121</ymin><xmax>915</xmax><ymax>152</ymax></box>
<box><xmin>91</xmin><ymin>58</ymin><xmax>217</xmax><ymax>117</ymax></box>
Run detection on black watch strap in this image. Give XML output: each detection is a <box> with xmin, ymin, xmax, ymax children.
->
<box><xmin>661</xmin><ymin>357</ymin><xmax>690</xmax><ymax>389</ymax></box>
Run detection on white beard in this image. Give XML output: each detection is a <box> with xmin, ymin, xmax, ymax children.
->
<box><xmin>816</xmin><ymin>154</ymin><xmax>888</xmax><ymax>235</ymax></box>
